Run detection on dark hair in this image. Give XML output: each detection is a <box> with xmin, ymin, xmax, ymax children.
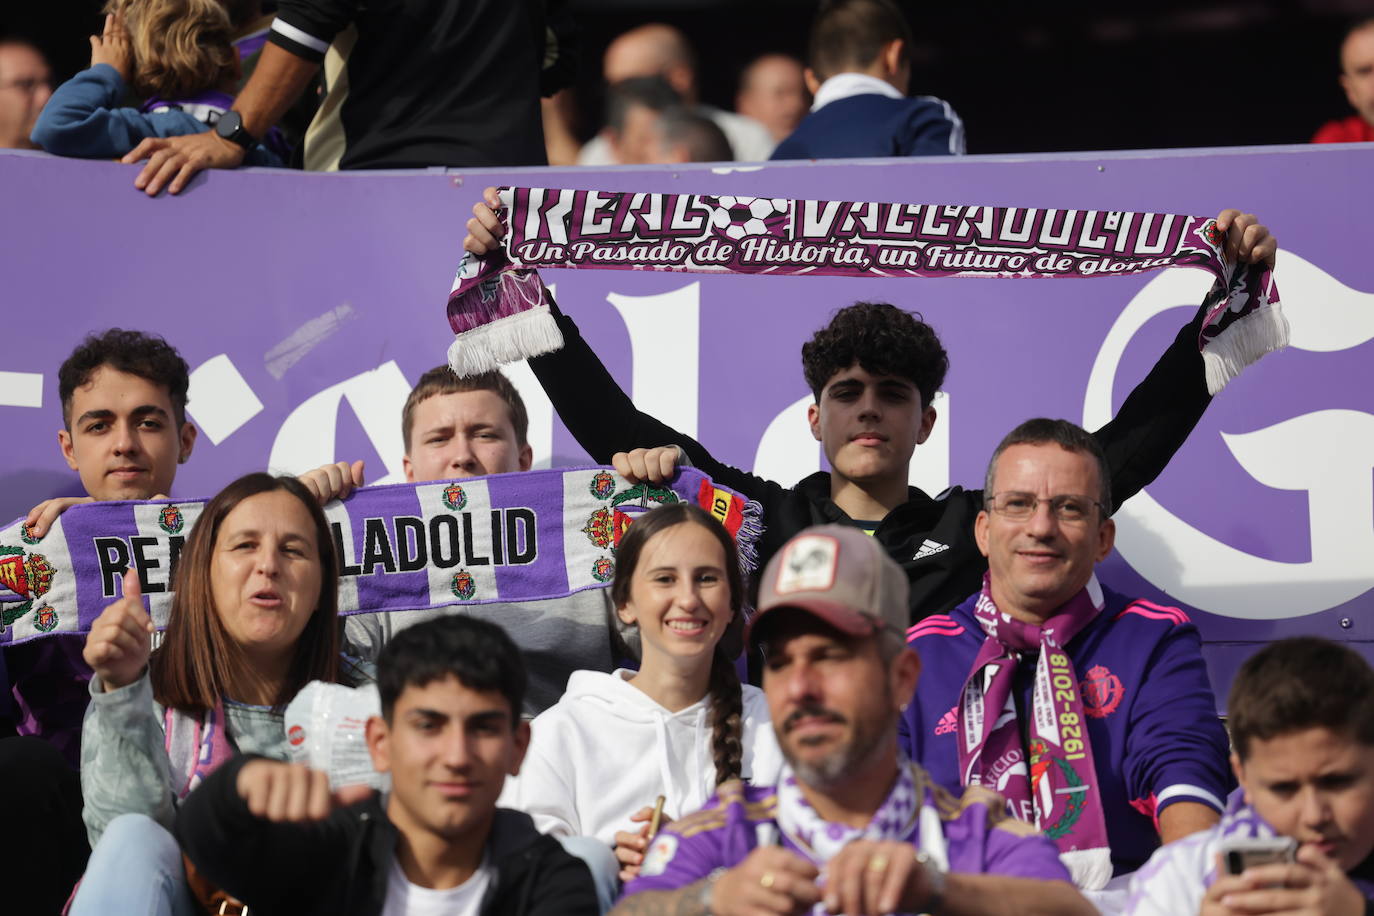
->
<box><xmin>150</xmin><ymin>474</ymin><xmax>341</xmax><ymax>715</ymax></box>
<box><xmin>377</xmin><ymin>616</ymin><xmax>527</xmax><ymax>724</ymax></box>
<box><xmin>58</xmin><ymin>328</ymin><xmax>190</xmax><ymax>429</ymax></box>
<box><xmin>808</xmin><ymin>0</ymin><xmax>912</xmax><ymax>83</ymax></box>
<box><xmin>611</xmin><ymin>503</ymin><xmax>744</xmax><ymax>786</ymax></box>
<box><xmin>657</xmin><ymin>107</ymin><xmax>734</xmax><ymax>162</ymax></box>
<box><xmin>1230</xmin><ymin>637</ymin><xmax>1374</xmax><ymax>761</ymax></box>
<box><xmin>401</xmin><ymin>365</ymin><xmax>529</xmax><ymax>453</ymax></box>
<box><xmin>606</xmin><ymin>75</ymin><xmax>682</xmax><ymax>132</ymax></box>
<box><xmin>983</xmin><ymin>418</ymin><xmax>1112</xmax><ymax>512</ymax></box>
<box><xmin>801</xmin><ymin>302</ymin><xmax>948</xmax><ymax>409</ymax></box>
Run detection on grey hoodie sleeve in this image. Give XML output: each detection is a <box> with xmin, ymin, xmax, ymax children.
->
<box><xmin>79</xmin><ymin>672</ymin><xmax>174</xmax><ymax>847</ymax></box>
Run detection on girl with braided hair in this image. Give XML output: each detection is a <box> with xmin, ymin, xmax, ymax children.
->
<box><xmin>500</xmin><ymin>502</ymin><xmax>783</xmax><ymax>887</ymax></box>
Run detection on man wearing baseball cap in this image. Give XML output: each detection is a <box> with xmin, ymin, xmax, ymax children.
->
<box><xmin>611</xmin><ymin>525</ymin><xmax>1093</xmax><ymax>916</ymax></box>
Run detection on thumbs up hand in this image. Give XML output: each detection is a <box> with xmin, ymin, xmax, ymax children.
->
<box><xmin>83</xmin><ymin>567</ymin><xmax>156</xmax><ymax>691</ymax></box>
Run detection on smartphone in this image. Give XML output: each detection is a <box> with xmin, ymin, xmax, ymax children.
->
<box><xmin>1219</xmin><ymin>836</ymin><xmax>1298</xmax><ymax>875</ymax></box>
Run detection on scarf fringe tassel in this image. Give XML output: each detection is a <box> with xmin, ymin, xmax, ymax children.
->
<box><xmin>1203</xmin><ymin>301</ymin><xmax>1289</xmax><ymax>395</ymax></box>
<box><xmin>447</xmin><ymin>304</ymin><xmax>564</xmax><ymax>378</ymax></box>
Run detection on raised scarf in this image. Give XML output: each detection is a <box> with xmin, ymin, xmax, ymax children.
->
<box><xmin>956</xmin><ymin>573</ymin><xmax>1111</xmax><ymax>888</ymax></box>
<box><xmin>775</xmin><ymin>760</ymin><xmax>950</xmax><ymax>916</ymax></box>
<box><xmin>446</xmin><ymin>188</ymin><xmax>1285</xmax><ymax>394</ymax></box>
<box><xmin>0</xmin><ymin>466</ymin><xmax>760</xmax><ymax>644</ymax></box>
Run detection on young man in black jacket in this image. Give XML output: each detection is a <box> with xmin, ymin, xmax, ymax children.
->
<box><xmin>176</xmin><ymin>617</ymin><xmax>598</xmax><ymax>916</ymax></box>
<box><xmin>464</xmin><ymin>192</ymin><xmax>1278</xmax><ymax>625</ymax></box>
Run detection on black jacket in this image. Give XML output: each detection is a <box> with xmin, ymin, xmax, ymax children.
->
<box><xmin>529</xmin><ymin>297</ymin><xmax>1212</xmax><ymax>623</ymax></box>
<box><xmin>176</xmin><ymin>755</ymin><xmax>598</xmax><ymax>916</ymax></box>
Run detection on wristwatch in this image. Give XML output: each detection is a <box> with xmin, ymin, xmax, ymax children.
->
<box><xmin>215</xmin><ymin>110</ymin><xmax>256</xmax><ymax>151</ymax></box>
<box><xmin>914</xmin><ymin>850</ymin><xmax>947</xmax><ymax>914</ymax></box>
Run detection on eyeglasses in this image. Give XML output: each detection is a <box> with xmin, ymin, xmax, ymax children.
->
<box><xmin>0</xmin><ymin>77</ymin><xmax>52</xmax><ymax>94</ymax></box>
<box><xmin>985</xmin><ymin>491</ymin><xmax>1106</xmax><ymax>523</ymax></box>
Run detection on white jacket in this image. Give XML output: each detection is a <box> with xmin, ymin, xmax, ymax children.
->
<box><xmin>499</xmin><ymin>668</ymin><xmax>785</xmax><ymax>845</ymax></box>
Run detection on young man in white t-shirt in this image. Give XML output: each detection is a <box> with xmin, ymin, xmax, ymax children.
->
<box><xmin>176</xmin><ymin>616</ymin><xmax>599</xmax><ymax>916</ymax></box>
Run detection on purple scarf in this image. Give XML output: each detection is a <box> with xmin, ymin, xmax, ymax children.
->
<box><xmin>956</xmin><ymin>574</ymin><xmax>1111</xmax><ymax>888</ymax></box>
<box><xmin>164</xmin><ymin>698</ymin><xmax>235</xmax><ymax>799</ymax></box>
<box><xmin>446</xmin><ymin>189</ymin><xmax>1286</xmax><ymax>394</ymax></box>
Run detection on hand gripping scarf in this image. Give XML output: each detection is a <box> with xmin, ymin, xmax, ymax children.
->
<box><xmin>775</xmin><ymin>760</ymin><xmax>950</xmax><ymax>916</ymax></box>
<box><xmin>956</xmin><ymin>573</ymin><xmax>1111</xmax><ymax>889</ymax></box>
<box><xmin>0</xmin><ymin>466</ymin><xmax>761</xmax><ymax>644</ymax></box>
<box><xmin>447</xmin><ymin>188</ymin><xmax>1285</xmax><ymax>395</ymax></box>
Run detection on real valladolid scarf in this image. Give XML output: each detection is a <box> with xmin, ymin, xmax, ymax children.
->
<box><xmin>0</xmin><ymin>467</ymin><xmax>760</xmax><ymax>644</ymax></box>
<box><xmin>446</xmin><ymin>188</ymin><xmax>1286</xmax><ymax>395</ymax></box>
<box><xmin>958</xmin><ymin>573</ymin><xmax>1111</xmax><ymax>888</ymax></box>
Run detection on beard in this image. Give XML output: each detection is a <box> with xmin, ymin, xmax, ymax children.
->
<box><xmin>782</xmin><ymin>701</ymin><xmax>894</xmax><ymax>791</ymax></box>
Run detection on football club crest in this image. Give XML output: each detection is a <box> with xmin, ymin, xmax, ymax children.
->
<box><xmin>1028</xmin><ymin>739</ymin><xmax>1087</xmax><ymax>840</ymax></box>
<box><xmin>589</xmin><ymin>471</ymin><xmax>615</xmax><ymax>500</ymax></box>
<box><xmin>583</xmin><ymin>507</ymin><xmax>629</xmax><ymax>551</ymax></box>
<box><xmin>0</xmin><ymin>547</ymin><xmax>55</xmax><ymax>626</ymax></box>
<box><xmin>591</xmin><ymin>556</ymin><xmax>615</xmax><ymax>583</ymax></box>
<box><xmin>442</xmin><ymin>484</ymin><xmax>468</xmax><ymax>511</ymax></box>
<box><xmin>583</xmin><ymin>483</ymin><xmax>682</xmax><ymax>550</ymax></box>
<box><xmin>450</xmin><ymin>570</ymin><xmax>476</xmax><ymax>600</ymax></box>
<box><xmin>1080</xmin><ymin>665</ymin><xmax>1124</xmax><ymax>718</ymax></box>
<box><xmin>288</xmin><ymin>725</ymin><xmax>306</xmax><ymax>747</ymax></box>
<box><xmin>1202</xmin><ymin>218</ymin><xmax>1224</xmax><ymax>247</ymax></box>
<box><xmin>638</xmin><ymin>834</ymin><xmax>679</xmax><ymax>877</ymax></box>
<box><xmin>32</xmin><ymin>606</ymin><xmax>58</xmax><ymax>632</ymax></box>
<box><xmin>158</xmin><ymin>504</ymin><xmax>184</xmax><ymax>534</ymax></box>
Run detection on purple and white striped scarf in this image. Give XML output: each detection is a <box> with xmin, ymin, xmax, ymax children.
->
<box><xmin>957</xmin><ymin>574</ymin><xmax>1111</xmax><ymax>889</ymax></box>
<box><xmin>447</xmin><ymin>188</ymin><xmax>1285</xmax><ymax>394</ymax></box>
<box><xmin>0</xmin><ymin>466</ymin><xmax>760</xmax><ymax>645</ymax></box>
<box><xmin>775</xmin><ymin>760</ymin><xmax>950</xmax><ymax>916</ymax></box>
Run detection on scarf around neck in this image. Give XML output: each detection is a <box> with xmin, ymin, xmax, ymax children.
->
<box><xmin>775</xmin><ymin>760</ymin><xmax>951</xmax><ymax>915</ymax></box>
<box><xmin>956</xmin><ymin>573</ymin><xmax>1112</xmax><ymax>889</ymax></box>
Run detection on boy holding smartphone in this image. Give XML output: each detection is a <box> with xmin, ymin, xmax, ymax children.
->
<box><xmin>1125</xmin><ymin>637</ymin><xmax>1374</xmax><ymax>915</ymax></box>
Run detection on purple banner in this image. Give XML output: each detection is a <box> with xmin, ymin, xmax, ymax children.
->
<box><xmin>1</xmin><ymin>145</ymin><xmax>1371</xmax><ymax>708</ymax></box>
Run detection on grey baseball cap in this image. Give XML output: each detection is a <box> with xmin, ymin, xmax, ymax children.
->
<box><xmin>748</xmin><ymin>524</ymin><xmax>911</xmax><ymax>647</ymax></box>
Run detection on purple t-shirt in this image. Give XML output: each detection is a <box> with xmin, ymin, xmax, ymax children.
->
<box><xmin>624</xmin><ymin>772</ymin><xmax>1070</xmax><ymax>901</ymax></box>
<box><xmin>899</xmin><ymin>583</ymin><xmax>1233</xmax><ymax>874</ymax></box>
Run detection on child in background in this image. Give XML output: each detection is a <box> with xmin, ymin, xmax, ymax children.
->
<box><xmin>31</xmin><ymin>1</ymin><xmax>281</xmax><ymax>164</ymax></box>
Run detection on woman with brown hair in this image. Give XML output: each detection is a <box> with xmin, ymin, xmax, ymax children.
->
<box><xmin>500</xmin><ymin>502</ymin><xmax>783</xmax><ymax>889</ymax></box>
<box><xmin>70</xmin><ymin>472</ymin><xmax>367</xmax><ymax>915</ymax></box>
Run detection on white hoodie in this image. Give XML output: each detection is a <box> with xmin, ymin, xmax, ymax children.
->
<box><xmin>499</xmin><ymin>668</ymin><xmax>785</xmax><ymax>845</ymax></box>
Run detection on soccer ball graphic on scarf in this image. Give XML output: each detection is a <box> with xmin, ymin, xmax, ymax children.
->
<box><xmin>702</xmin><ymin>195</ymin><xmax>789</xmax><ymax>241</ymax></box>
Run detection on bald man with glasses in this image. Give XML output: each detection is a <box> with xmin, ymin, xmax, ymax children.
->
<box><xmin>898</xmin><ymin>418</ymin><xmax>1234</xmax><ymax>911</ymax></box>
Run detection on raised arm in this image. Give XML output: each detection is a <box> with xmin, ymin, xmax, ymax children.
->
<box><xmin>1090</xmin><ymin>210</ymin><xmax>1276</xmax><ymax>512</ymax></box>
<box><xmin>176</xmin><ymin>756</ymin><xmax>373</xmax><ymax>909</ymax></box>
<box><xmin>79</xmin><ymin>569</ymin><xmax>172</xmax><ymax>846</ymax></box>
<box><xmin>465</xmin><ymin>189</ymin><xmax>788</xmax><ymax>508</ymax></box>
<box><xmin>124</xmin><ymin>41</ymin><xmax>318</xmax><ymax>195</ymax></box>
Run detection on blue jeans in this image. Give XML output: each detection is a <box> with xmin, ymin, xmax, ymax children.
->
<box><xmin>558</xmin><ymin>834</ymin><xmax>620</xmax><ymax>915</ymax></box>
<box><xmin>71</xmin><ymin>814</ymin><xmax>198</xmax><ymax>916</ymax></box>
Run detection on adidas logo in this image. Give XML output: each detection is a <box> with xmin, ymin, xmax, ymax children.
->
<box><xmin>913</xmin><ymin>539</ymin><xmax>949</xmax><ymax>560</ymax></box>
<box><xmin>934</xmin><ymin>707</ymin><xmax>958</xmax><ymax>736</ymax></box>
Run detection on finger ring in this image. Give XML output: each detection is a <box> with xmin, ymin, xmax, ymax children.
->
<box><xmin>868</xmin><ymin>855</ymin><xmax>890</xmax><ymax>872</ymax></box>
<box><xmin>760</xmin><ymin>872</ymin><xmax>775</xmax><ymax>889</ymax></box>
